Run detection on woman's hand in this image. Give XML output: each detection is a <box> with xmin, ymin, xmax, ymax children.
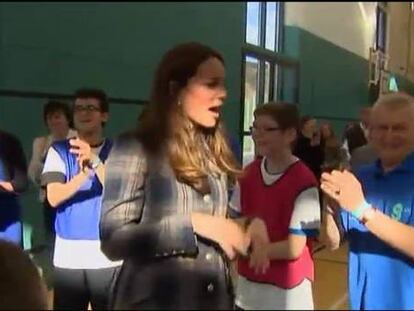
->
<box><xmin>191</xmin><ymin>213</ymin><xmax>251</xmax><ymax>260</ymax></box>
<box><xmin>247</xmin><ymin>218</ymin><xmax>270</xmax><ymax>274</ymax></box>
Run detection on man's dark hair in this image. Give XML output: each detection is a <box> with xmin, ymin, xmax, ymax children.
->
<box><xmin>74</xmin><ymin>88</ymin><xmax>109</xmax><ymax>113</ymax></box>
<box><xmin>43</xmin><ymin>100</ymin><xmax>72</xmax><ymax>127</ymax></box>
<box><xmin>254</xmin><ymin>102</ymin><xmax>300</xmax><ymax>131</ymax></box>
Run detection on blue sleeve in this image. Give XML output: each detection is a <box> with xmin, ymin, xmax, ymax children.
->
<box><xmin>340</xmin><ymin>209</ymin><xmax>350</xmax><ymax>234</ymax></box>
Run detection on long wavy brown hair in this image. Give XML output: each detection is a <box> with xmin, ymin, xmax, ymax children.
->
<box><xmin>137</xmin><ymin>42</ymin><xmax>241</xmax><ymax>193</ymax></box>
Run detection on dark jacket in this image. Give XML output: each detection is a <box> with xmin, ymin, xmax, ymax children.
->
<box><xmin>0</xmin><ymin>130</ymin><xmax>28</xmax><ymax>194</ymax></box>
<box><xmin>344</xmin><ymin>123</ymin><xmax>367</xmax><ymax>156</ymax></box>
<box><xmin>350</xmin><ymin>144</ymin><xmax>377</xmax><ymax>172</ymax></box>
<box><xmin>293</xmin><ymin>134</ymin><xmax>324</xmax><ymax>179</ymax></box>
<box><xmin>100</xmin><ymin>135</ymin><xmax>234</xmax><ymax>310</ymax></box>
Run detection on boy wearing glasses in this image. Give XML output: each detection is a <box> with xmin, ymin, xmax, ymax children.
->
<box><xmin>231</xmin><ymin>103</ymin><xmax>321</xmax><ymax>310</ymax></box>
<box><xmin>41</xmin><ymin>88</ymin><xmax>121</xmax><ymax>310</ymax></box>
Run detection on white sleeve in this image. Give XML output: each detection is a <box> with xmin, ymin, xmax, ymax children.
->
<box><xmin>228</xmin><ymin>181</ymin><xmax>241</xmax><ymax>218</ymax></box>
<box><xmin>289</xmin><ymin>187</ymin><xmax>321</xmax><ymax>237</ymax></box>
<box><xmin>42</xmin><ymin>147</ymin><xmax>66</xmax><ymax>175</ymax></box>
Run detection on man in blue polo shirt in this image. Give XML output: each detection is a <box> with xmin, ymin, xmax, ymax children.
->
<box><xmin>41</xmin><ymin>88</ymin><xmax>122</xmax><ymax>310</ymax></box>
<box><xmin>320</xmin><ymin>92</ymin><xmax>414</xmax><ymax>310</ymax></box>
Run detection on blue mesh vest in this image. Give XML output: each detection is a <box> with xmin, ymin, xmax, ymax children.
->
<box><xmin>52</xmin><ymin>138</ymin><xmax>112</xmax><ymax>240</ymax></box>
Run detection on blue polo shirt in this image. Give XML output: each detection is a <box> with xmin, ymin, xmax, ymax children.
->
<box><xmin>341</xmin><ymin>151</ymin><xmax>414</xmax><ymax>310</ymax></box>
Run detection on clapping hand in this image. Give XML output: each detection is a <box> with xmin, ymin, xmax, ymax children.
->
<box><xmin>320</xmin><ymin>170</ymin><xmax>366</xmax><ymax>213</ymax></box>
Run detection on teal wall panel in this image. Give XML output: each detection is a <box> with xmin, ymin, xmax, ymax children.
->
<box><xmin>0</xmin><ymin>2</ymin><xmax>244</xmax><ymax>134</ymax></box>
<box><xmin>284</xmin><ymin>26</ymin><xmax>414</xmax><ymax>135</ymax></box>
<box><xmin>284</xmin><ymin>26</ymin><xmax>370</xmax><ymax>135</ymax></box>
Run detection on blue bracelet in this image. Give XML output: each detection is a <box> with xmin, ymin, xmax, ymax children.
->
<box><xmin>351</xmin><ymin>201</ymin><xmax>371</xmax><ymax>219</ymax></box>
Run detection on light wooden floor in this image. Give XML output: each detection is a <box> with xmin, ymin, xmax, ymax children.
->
<box><xmin>44</xmin><ymin>243</ymin><xmax>349</xmax><ymax>310</ymax></box>
<box><xmin>313</xmin><ymin>242</ymin><xmax>349</xmax><ymax>310</ymax></box>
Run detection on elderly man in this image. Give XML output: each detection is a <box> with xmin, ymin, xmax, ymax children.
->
<box><xmin>320</xmin><ymin>92</ymin><xmax>414</xmax><ymax>310</ymax></box>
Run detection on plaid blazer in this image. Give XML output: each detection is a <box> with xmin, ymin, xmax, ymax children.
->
<box><xmin>100</xmin><ymin>133</ymin><xmax>234</xmax><ymax>309</ymax></box>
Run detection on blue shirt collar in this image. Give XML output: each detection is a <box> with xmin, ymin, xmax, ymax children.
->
<box><xmin>374</xmin><ymin>150</ymin><xmax>414</xmax><ymax>176</ymax></box>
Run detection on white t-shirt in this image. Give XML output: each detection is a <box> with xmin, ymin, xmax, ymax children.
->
<box><xmin>230</xmin><ymin>157</ymin><xmax>320</xmax><ymax>310</ymax></box>
<box><xmin>28</xmin><ymin>129</ymin><xmax>77</xmax><ymax>200</ymax></box>
<box><xmin>42</xmin><ymin>141</ymin><xmax>122</xmax><ymax>269</ymax></box>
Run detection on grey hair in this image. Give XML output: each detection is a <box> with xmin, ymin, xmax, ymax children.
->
<box><xmin>374</xmin><ymin>92</ymin><xmax>414</xmax><ymax>113</ymax></box>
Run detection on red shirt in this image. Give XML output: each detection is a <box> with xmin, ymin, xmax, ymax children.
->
<box><xmin>238</xmin><ymin>159</ymin><xmax>317</xmax><ymax>288</ymax></box>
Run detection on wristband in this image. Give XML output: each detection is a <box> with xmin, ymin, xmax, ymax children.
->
<box><xmin>90</xmin><ymin>157</ymin><xmax>102</xmax><ymax>170</ymax></box>
<box><xmin>360</xmin><ymin>207</ymin><xmax>377</xmax><ymax>225</ymax></box>
<box><xmin>351</xmin><ymin>200</ymin><xmax>371</xmax><ymax>220</ymax></box>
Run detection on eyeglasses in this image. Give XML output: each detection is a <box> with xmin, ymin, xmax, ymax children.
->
<box><xmin>74</xmin><ymin>105</ymin><xmax>101</xmax><ymax>113</ymax></box>
<box><xmin>249</xmin><ymin>125</ymin><xmax>281</xmax><ymax>134</ymax></box>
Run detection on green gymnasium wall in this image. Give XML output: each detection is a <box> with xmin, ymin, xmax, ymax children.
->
<box><xmin>0</xmin><ymin>2</ymin><xmax>245</xmax><ymax>249</ymax></box>
<box><xmin>284</xmin><ymin>25</ymin><xmax>414</xmax><ymax>136</ymax></box>
<box><xmin>284</xmin><ymin>26</ymin><xmax>370</xmax><ymax>136</ymax></box>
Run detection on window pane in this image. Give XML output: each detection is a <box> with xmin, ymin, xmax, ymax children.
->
<box><xmin>264</xmin><ymin>61</ymin><xmax>271</xmax><ymax>103</ymax></box>
<box><xmin>243</xmin><ymin>56</ymin><xmax>259</xmax><ymax>132</ymax></box>
<box><xmin>242</xmin><ymin>135</ymin><xmax>255</xmax><ymax>167</ymax></box>
<box><xmin>265</xmin><ymin>2</ymin><xmax>276</xmax><ymax>51</ymax></box>
<box><xmin>273</xmin><ymin>64</ymin><xmax>279</xmax><ymax>101</ymax></box>
<box><xmin>246</xmin><ymin>2</ymin><xmax>260</xmax><ymax>45</ymax></box>
<box><xmin>376</xmin><ymin>8</ymin><xmax>386</xmax><ymax>52</ymax></box>
<box><xmin>275</xmin><ymin>2</ymin><xmax>281</xmax><ymax>52</ymax></box>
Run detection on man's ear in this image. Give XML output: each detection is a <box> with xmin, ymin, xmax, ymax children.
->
<box><xmin>101</xmin><ymin>112</ymin><xmax>109</xmax><ymax>123</ymax></box>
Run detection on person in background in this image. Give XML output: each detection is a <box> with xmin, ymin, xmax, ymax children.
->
<box><xmin>28</xmin><ymin>100</ymin><xmax>76</xmax><ymax>246</ymax></box>
<box><xmin>293</xmin><ymin>116</ymin><xmax>324</xmax><ymax>180</ymax></box>
<box><xmin>342</xmin><ymin>106</ymin><xmax>372</xmax><ymax>159</ymax></box>
<box><xmin>320</xmin><ymin>122</ymin><xmax>348</xmax><ymax>171</ymax></box>
<box><xmin>349</xmin><ymin>143</ymin><xmax>377</xmax><ymax>172</ymax></box>
<box><xmin>349</xmin><ymin>119</ymin><xmax>377</xmax><ymax>172</ymax></box>
<box><xmin>0</xmin><ymin>129</ymin><xmax>28</xmax><ymax>246</ymax></box>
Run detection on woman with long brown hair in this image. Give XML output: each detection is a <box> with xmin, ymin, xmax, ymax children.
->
<box><xmin>100</xmin><ymin>42</ymin><xmax>261</xmax><ymax>309</ymax></box>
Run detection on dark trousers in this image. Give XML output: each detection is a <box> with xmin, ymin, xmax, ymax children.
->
<box><xmin>53</xmin><ymin>266</ymin><xmax>119</xmax><ymax>310</ymax></box>
<box><xmin>43</xmin><ymin>200</ymin><xmax>56</xmax><ymax>237</ymax></box>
